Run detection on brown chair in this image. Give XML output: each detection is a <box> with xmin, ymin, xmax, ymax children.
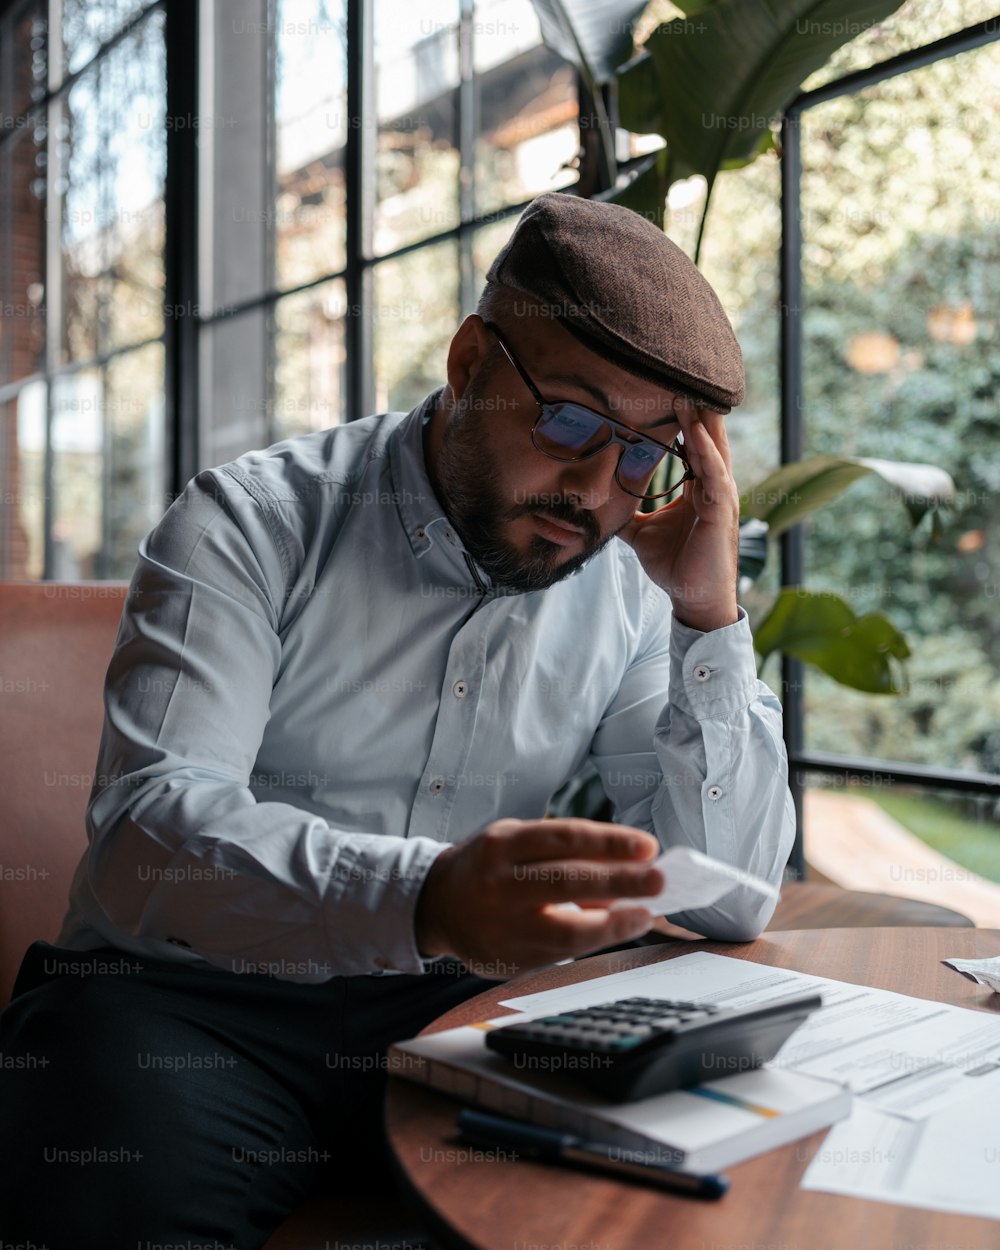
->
<box><xmin>0</xmin><ymin>581</ymin><xmax>435</xmax><ymax>1249</ymax></box>
<box><xmin>0</xmin><ymin>580</ymin><xmax>973</xmax><ymax>1247</ymax></box>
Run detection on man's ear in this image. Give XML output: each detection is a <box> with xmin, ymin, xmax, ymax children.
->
<box><xmin>445</xmin><ymin>315</ymin><xmax>492</xmax><ymax>407</ymax></box>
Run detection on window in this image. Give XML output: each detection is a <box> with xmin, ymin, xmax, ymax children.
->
<box><xmin>1</xmin><ymin>0</ymin><xmax>579</xmax><ymax>576</ymax></box>
<box><xmin>0</xmin><ymin>0</ymin><xmax>165</xmax><ymax>579</ymax></box>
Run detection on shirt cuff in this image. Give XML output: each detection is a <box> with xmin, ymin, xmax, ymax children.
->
<box><xmin>666</xmin><ymin>605</ymin><xmax>760</xmax><ymax>721</ymax></box>
<box><xmin>324</xmin><ymin>834</ymin><xmax>452</xmax><ymax>976</ymax></box>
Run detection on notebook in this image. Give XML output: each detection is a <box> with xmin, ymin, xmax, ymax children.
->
<box><xmin>389</xmin><ymin>1016</ymin><xmax>851</xmax><ymax>1173</ymax></box>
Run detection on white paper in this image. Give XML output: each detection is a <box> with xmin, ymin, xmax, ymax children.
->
<box><xmin>801</xmin><ymin>1097</ymin><xmax>1000</xmax><ymax>1221</ymax></box>
<box><xmin>943</xmin><ymin>955</ymin><xmax>1000</xmax><ymax>994</ymax></box>
<box><xmin>499</xmin><ymin>951</ymin><xmax>1000</xmax><ymax>1121</ymax></box>
<box><xmin>606</xmin><ymin>845</ymin><xmax>779</xmax><ymax>916</ymax></box>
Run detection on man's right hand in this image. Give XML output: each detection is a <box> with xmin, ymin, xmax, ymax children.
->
<box><xmin>413</xmin><ymin>817</ymin><xmax>664</xmax><ymax>979</ymax></box>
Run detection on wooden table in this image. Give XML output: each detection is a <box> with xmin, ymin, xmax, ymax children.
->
<box><xmin>385</xmin><ymin>928</ymin><xmax>1000</xmax><ymax>1250</ymax></box>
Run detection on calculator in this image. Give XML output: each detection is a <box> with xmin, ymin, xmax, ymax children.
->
<box><xmin>484</xmin><ymin>992</ymin><xmax>823</xmax><ymax>1102</ymax></box>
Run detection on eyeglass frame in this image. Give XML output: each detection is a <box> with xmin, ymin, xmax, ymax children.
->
<box><xmin>482</xmin><ymin>320</ymin><xmax>696</xmax><ymax>502</ymax></box>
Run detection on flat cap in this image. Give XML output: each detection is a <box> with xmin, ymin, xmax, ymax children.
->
<box><xmin>485</xmin><ymin>193</ymin><xmax>744</xmax><ymax>412</ymax></box>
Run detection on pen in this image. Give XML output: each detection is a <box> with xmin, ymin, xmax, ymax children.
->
<box><xmin>455</xmin><ymin>1108</ymin><xmax>729</xmax><ymax>1200</ymax></box>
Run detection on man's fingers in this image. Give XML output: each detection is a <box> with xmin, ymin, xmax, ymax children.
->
<box><xmin>489</xmin><ymin>818</ymin><xmax>660</xmax><ymax>865</ymax></box>
<box><xmin>538</xmin><ymin>903</ymin><xmax>655</xmax><ymax>955</ymax></box>
<box><xmin>512</xmin><ymin>858</ymin><xmax>663</xmax><ymax>908</ymax></box>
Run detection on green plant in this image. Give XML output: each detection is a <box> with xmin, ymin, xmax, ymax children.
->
<box><xmin>740</xmin><ymin>456</ymin><xmax>954</xmax><ymax>694</ymax></box>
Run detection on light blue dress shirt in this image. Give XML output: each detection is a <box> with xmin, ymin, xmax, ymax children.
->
<box><xmin>56</xmin><ymin>388</ymin><xmax>795</xmax><ymax>980</ymax></box>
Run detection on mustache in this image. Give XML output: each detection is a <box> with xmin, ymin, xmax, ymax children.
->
<box><xmin>516</xmin><ymin>505</ymin><xmax>596</xmax><ymax>538</ymax></box>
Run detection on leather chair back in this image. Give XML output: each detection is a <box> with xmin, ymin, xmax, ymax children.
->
<box><xmin>0</xmin><ymin>582</ymin><xmax>128</xmax><ymax>1006</ymax></box>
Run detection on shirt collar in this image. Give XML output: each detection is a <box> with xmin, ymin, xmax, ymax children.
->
<box><xmin>389</xmin><ymin>387</ymin><xmax>496</xmax><ymax>589</ymax></box>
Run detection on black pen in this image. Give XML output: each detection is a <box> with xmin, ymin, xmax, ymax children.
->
<box><xmin>455</xmin><ymin>1108</ymin><xmax>729</xmax><ymax>1199</ymax></box>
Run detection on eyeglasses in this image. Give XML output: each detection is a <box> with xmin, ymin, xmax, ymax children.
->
<box><xmin>483</xmin><ymin>321</ymin><xmax>695</xmax><ymax>502</ymax></box>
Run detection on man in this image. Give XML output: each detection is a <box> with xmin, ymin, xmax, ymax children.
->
<box><xmin>0</xmin><ymin>193</ymin><xmax>794</xmax><ymax>1246</ymax></box>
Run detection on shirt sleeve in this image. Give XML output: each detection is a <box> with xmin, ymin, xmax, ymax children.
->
<box><xmin>586</xmin><ymin>585</ymin><xmax>795</xmax><ymax>942</ymax></box>
<box><xmin>84</xmin><ymin>468</ymin><xmax>449</xmax><ymax>981</ymax></box>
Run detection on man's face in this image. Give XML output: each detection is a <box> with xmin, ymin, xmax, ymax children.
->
<box><xmin>425</xmin><ymin>315</ymin><xmax>687</xmax><ymax>593</ymax></box>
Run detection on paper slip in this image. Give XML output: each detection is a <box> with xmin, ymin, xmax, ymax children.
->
<box><xmin>606</xmin><ymin>845</ymin><xmax>779</xmax><ymax>916</ymax></box>
<box><xmin>942</xmin><ymin>955</ymin><xmax>1000</xmax><ymax>994</ymax></box>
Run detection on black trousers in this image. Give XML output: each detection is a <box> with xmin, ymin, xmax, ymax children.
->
<box><xmin>0</xmin><ymin>940</ymin><xmax>503</xmax><ymax>1250</ymax></box>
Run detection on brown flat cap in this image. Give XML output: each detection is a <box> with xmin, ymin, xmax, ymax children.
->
<box><xmin>485</xmin><ymin>193</ymin><xmax>744</xmax><ymax>412</ymax></box>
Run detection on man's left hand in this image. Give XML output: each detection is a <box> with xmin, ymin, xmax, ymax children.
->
<box><xmin>617</xmin><ymin>402</ymin><xmax>740</xmax><ymax>633</ymax></box>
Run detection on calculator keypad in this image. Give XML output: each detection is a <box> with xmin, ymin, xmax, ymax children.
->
<box><xmin>502</xmin><ymin>997</ymin><xmax>720</xmax><ymax>1053</ymax></box>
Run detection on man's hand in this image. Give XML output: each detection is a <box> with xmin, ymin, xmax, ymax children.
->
<box><xmin>414</xmin><ymin>818</ymin><xmax>664</xmax><ymax>978</ymax></box>
<box><xmin>617</xmin><ymin>402</ymin><xmax>740</xmax><ymax>633</ymax></box>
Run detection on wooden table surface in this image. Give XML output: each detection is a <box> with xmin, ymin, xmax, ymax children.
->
<box><xmin>385</xmin><ymin>928</ymin><xmax>1000</xmax><ymax>1250</ymax></box>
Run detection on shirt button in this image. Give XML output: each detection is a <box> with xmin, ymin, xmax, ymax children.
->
<box><xmin>429</xmin><ymin>777</ymin><xmax>445</xmax><ymax>795</ymax></box>
<box><xmin>453</xmin><ymin>680</ymin><xmax>468</xmax><ymax>699</ymax></box>
<box><xmin>166</xmin><ymin>936</ymin><xmax>191</xmax><ymax>948</ymax></box>
<box><xmin>707</xmin><ymin>785</ymin><xmax>723</xmax><ymax>801</ymax></box>
<box><xmin>693</xmin><ymin>664</ymin><xmax>712</xmax><ymax>682</ymax></box>
<box><xmin>415</xmin><ymin>527</ymin><xmax>426</xmax><ymax>540</ymax></box>
<box><xmin>443</xmin><ymin>528</ymin><xmax>455</xmax><ymax>543</ymax></box>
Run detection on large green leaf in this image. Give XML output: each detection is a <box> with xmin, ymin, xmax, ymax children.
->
<box><xmin>597</xmin><ymin>149</ymin><xmax>669</xmax><ymax>223</ymax></box>
<box><xmin>755</xmin><ymin>589</ymin><xmax>910</xmax><ymax>694</ymax></box>
<box><xmin>740</xmin><ymin>456</ymin><xmax>955</xmax><ymax>537</ymax></box>
<box><xmin>641</xmin><ymin>0</ymin><xmax>906</xmax><ymax>181</ymax></box>
<box><xmin>617</xmin><ymin>50</ymin><xmax>664</xmax><ymax>136</ymax></box>
<box><xmin>527</xmin><ymin>0</ymin><xmax>649</xmax><ymax>84</ymax></box>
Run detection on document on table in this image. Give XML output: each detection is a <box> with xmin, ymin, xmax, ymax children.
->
<box><xmin>799</xmin><ymin>1098</ymin><xmax>1000</xmax><ymax>1221</ymax></box>
<box><xmin>498</xmin><ymin>950</ymin><xmax>1000</xmax><ymax>1219</ymax></box>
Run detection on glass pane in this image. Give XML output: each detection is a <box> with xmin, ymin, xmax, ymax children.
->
<box><xmin>471</xmin><ymin>215</ymin><xmax>516</xmax><ymax>307</ymax></box>
<box><xmin>60</xmin><ymin>8</ymin><xmax>166</xmax><ymax>364</ymax></box>
<box><xmin>373</xmin><ymin>239</ymin><xmax>458</xmax><ymax>413</ymax></box>
<box><xmin>374</xmin><ymin>0</ymin><xmax>460</xmax><ymax>254</ymax></box>
<box><xmin>804</xmin><ymin>776</ymin><xmax>1000</xmax><ymax>925</ymax></box>
<box><xmin>804</xmin><ymin>0</ymin><xmax>1000</xmax><ymax>93</ymax></box>
<box><xmin>0</xmin><ymin>381</ymin><xmax>47</xmax><ymax>580</ymax></box>
<box><xmin>799</xmin><ymin>41</ymin><xmax>1000</xmax><ymax>773</ymax></box>
<box><xmin>274</xmin><ymin>0</ymin><xmax>348</xmax><ymax>290</ymax></box>
<box><xmin>473</xmin><ymin>0</ymin><xmax>578</xmax><ymax>217</ymax></box>
<box><xmin>0</xmin><ymin>116</ymin><xmax>47</xmax><ymax>386</ymax></box>
<box><xmin>50</xmin><ymin>367</ymin><xmax>103</xmax><ymax>579</ymax></box>
<box><xmin>61</xmin><ymin>0</ymin><xmax>157</xmax><ymax>79</ymax></box>
<box><xmin>697</xmin><ymin>154</ymin><xmax>782</xmax><ymax>496</ymax></box>
<box><xmin>2</xmin><ymin>0</ymin><xmax>47</xmax><ymax>123</ymax></box>
<box><xmin>199</xmin><ymin>307</ymin><xmax>270</xmax><ymax>468</ymax></box>
<box><xmin>105</xmin><ymin>342</ymin><xmax>164</xmax><ymax>576</ymax></box>
<box><xmin>274</xmin><ymin>279</ymin><xmax>346</xmax><ymax>440</ymax></box>
<box><xmin>199</xmin><ymin>0</ymin><xmax>270</xmax><ymax>313</ymax></box>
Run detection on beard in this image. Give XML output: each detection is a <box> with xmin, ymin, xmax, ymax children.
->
<box><xmin>430</xmin><ymin>373</ymin><xmax>622</xmax><ymax>593</ymax></box>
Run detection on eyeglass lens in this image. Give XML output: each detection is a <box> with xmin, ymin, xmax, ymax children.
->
<box><xmin>534</xmin><ymin>404</ymin><xmax>682</xmax><ymax>495</ymax></box>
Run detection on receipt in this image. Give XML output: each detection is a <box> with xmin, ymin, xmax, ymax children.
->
<box><xmin>942</xmin><ymin>955</ymin><xmax>1000</xmax><ymax>994</ymax></box>
<box><xmin>607</xmin><ymin>845</ymin><xmax>780</xmax><ymax>916</ymax></box>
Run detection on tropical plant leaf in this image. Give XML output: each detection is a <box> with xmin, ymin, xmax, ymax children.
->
<box><xmin>617</xmin><ymin>50</ymin><xmax>664</xmax><ymax>136</ymax></box>
<box><xmin>527</xmin><ymin>0</ymin><xmax>649</xmax><ymax>84</ymax></box>
<box><xmin>740</xmin><ymin>456</ymin><xmax>955</xmax><ymax>537</ymax></box>
<box><xmin>671</xmin><ymin>0</ymin><xmax>727</xmax><ymax>13</ymax></box>
<box><xmin>755</xmin><ymin>590</ymin><xmax>910</xmax><ymax>694</ymax></box>
<box><xmin>597</xmin><ymin>148</ymin><xmax>669</xmax><ymax>223</ymax></box>
<box><xmin>640</xmin><ymin>0</ymin><xmax>906</xmax><ymax>182</ymax></box>
<box><xmin>737</xmin><ymin>517</ymin><xmax>769</xmax><ymax>583</ymax></box>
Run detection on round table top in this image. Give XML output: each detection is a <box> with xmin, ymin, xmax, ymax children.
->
<box><xmin>385</xmin><ymin>927</ymin><xmax>1000</xmax><ymax>1250</ymax></box>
